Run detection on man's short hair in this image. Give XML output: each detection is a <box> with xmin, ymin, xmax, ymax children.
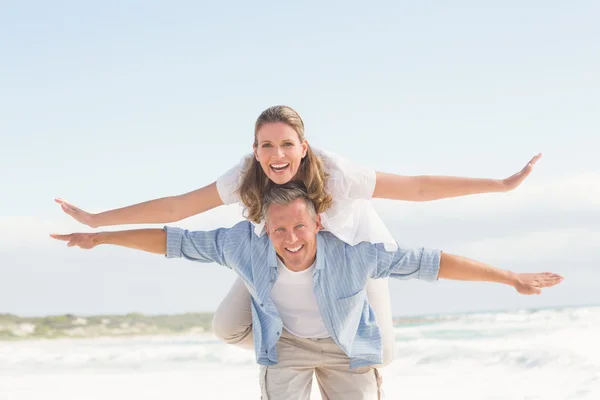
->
<box><xmin>261</xmin><ymin>182</ymin><xmax>317</xmax><ymax>222</ymax></box>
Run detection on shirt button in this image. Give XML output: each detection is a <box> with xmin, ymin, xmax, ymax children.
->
<box><xmin>260</xmin><ymin>303</ymin><xmax>264</xmax><ymax>307</ymax></box>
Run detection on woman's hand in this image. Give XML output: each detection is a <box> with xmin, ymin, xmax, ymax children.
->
<box><xmin>54</xmin><ymin>198</ymin><xmax>98</xmax><ymax>228</ymax></box>
<box><xmin>501</xmin><ymin>153</ymin><xmax>542</xmax><ymax>192</ymax></box>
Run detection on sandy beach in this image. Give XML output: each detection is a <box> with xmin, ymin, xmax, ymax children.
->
<box><xmin>2</xmin><ymin>306</ymin><xmax>599</xmax><ymax>399</ymax></box>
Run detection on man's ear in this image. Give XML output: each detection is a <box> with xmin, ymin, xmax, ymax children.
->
<box><xmin>315</xmin><ymin>214</ymin><xmax>323</xmax><ymax>232</ymax></box>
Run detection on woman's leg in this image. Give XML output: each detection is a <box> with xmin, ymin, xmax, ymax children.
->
<box><xmin>212</xmin><ymin>276</ymin><xmax>395</xmax><ymax>362</ymax></box>
<box><xmin>365</xmin><ymin>278</ymin><xmax>395</xmax><ymax>367</ymax></box>
<box><xmin>211</xmin><ymin>277</ymin><xmax>254</xmax><ymax>349</ymax></box>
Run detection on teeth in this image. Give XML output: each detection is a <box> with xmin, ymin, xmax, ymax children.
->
<box><xmin>271</xmin><ymin>163</ymin><xmax>289</xmax><ymax>170</ymax></box>
<box><xmin>286</xmin><ymin>245</ymin><xmax>303</xmax><ymax>253</ymax></box>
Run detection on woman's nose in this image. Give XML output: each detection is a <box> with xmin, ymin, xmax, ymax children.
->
<box><xmin>276</xmin><ymin>146</ymin><xmax>285</xmax><ymax>158</ymax></box>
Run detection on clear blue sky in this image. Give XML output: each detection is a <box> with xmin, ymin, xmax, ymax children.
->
<box><xmin>1</xmin><ymin>1</ymin><xmax>598</xmax><ymax>316</ymax></box>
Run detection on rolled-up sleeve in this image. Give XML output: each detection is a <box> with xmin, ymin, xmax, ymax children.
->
<box><xmin>416</xmin><ymin>248</ymin><xmax>442</xmax><ymax>281</ymax></box>
<box><xmin>163</xmin><ymin>226</ymin><xmax>229</xmax><ymax>267</ymax></box>
<box><xmin>372</xmin><ymin>243</ymin><xmax>441</xmax><ymax>282</ymax></box>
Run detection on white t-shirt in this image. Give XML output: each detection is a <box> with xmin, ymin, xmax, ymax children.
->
<box><xmin>270</xmin><ymin>258</ymin><xmax>330</xmax><ymax>339</ymax></box>
<box><xmin>216</xmin><ymin>147</ymin><xmax>397</xmax><ymax>251</ymax></box>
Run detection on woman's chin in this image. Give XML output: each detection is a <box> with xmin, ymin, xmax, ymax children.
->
<box><xmin>268</xmin><ymin>173</ymin><xmax>294</xmax><ymax>185</ymax></box>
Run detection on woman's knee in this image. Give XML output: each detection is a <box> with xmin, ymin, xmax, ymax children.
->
<box><xmin>211</xmin><ymin>309</ymin><xmax>252</xmax><ymax>346</ymax></box>
<box><xmin>211</xmin><ymin>278</ymin><xmax>254</xmax><ymax>349</ymax></box>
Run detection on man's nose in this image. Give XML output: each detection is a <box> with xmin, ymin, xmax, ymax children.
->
<box><xmin>285</xmin><ymin>230</ymin><xmax>298</xmax><ymax>243</ymax></box>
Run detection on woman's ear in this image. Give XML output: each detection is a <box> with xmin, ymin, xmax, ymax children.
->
<box><xmin>301</xmin><ymin>140</ymin><xmax>309</xmax><ymax>158</ymax></box>
<box><xmin>253</xmin><ymin>144</ymin><xmax>260</xmax><ymax>161</ymax></box>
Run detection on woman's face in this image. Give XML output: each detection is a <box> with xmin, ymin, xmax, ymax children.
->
<box><xmin>254</xmin><ymin>122</ymin><xmax>308</xmax><ymax>185</ymax></box>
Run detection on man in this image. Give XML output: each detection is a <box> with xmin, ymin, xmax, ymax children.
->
<box><xmin>51</xmin><ymin>182</ymin><xmax>563</xmax><ymax>400</ymax></box>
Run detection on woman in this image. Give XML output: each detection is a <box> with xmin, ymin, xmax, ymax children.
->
<box><xmin>55</xmin><ymin>105</ymin><xmax>540</xmax><ymax>366</ymax></box>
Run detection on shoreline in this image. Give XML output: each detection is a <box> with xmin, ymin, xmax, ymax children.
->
<box><xmin>1</xmin><ymin>303</ymin><xmax>594</xmax><ymax>341</ymax></box>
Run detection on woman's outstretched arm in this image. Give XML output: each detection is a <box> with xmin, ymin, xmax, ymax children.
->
<box><xmin>372</xmin><ymin>154</ymin><xmax>541</xmax><ymax>201</ymax></box>
<box><xmin>55</xmin><ymin>182</ymin><xmax>224</xmax><ymax>228</ymax></box>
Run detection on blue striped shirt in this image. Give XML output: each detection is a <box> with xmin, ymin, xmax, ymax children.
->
<box><xmin>165</xmin><ymin>221</ymin><xmax>441</xmax><ymax>370</ymax></box>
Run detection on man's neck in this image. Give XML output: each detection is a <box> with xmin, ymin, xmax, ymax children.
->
<box><xmin>276</xmin><ymin>255</ymin><xmax>317</xmax><ymax>272</ymax></box>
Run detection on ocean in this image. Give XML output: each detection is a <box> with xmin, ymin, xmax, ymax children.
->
<box><xmin>1</xmin><ymin>305</ymin><xmax>598</xmax><ymax>399</ymax></box>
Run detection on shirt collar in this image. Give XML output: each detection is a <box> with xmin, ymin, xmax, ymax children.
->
<box><xmin>267</xmin><ymin>242</ymin><xmax>278</xmax><ymax>269</ymax></box>
<box><xmin>315</xmin><ymin>233</ymin><xmax>325</xmax><ymax>270</ymax></box>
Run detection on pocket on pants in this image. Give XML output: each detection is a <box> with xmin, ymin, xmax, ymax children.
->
<box><xmin>276</xmin><ymin>335</ymin><xmax>298</xmax><ymax>361</ymax></box>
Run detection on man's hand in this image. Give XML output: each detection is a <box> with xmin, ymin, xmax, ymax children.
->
<box><xmin>439</xmin><ymin>253</ymin><xmax>564</xmax><ymax>295</ymax></box>
<box><xmin>513</xmin><ymin>272</ymin><xmax>564</xmax><ymax>295</ymax></box>
<box><xmin>50</xmin><ymin>229</ymin><xmax>167</xmax><ymax>254</ymax></box>
<box><xmin>50</xmin><ymin>233</ymin><xmax>97</xmax><ymax>249</ymax></box>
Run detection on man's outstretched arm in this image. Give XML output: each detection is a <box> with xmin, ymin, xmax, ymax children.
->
<box><xmin>438</xmin><ymin>253</ymin><xmax>563</xmax><ymax>295</ymax></box>
<box><xmin>372</xmin><ymin>245</ymin><xmax>563</xmax><ymax>295</ymax></box>
<box><xmin>51</xmin><ymin>225</ymin><xmax>234</xmax><ymax>266</ymax></box>
<box><xmin>50</xmin><ymin>229</ymin><xmax>166</xmax><ymax>254</ymax></box>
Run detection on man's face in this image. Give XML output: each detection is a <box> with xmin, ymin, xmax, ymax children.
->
<box><xmin>265</xmin><ymin>198</ymin><xmax>321</xmax><ymax>272</ymax></box>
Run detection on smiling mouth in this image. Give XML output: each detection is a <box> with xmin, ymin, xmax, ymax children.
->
<box><xmin>285</xmin><ymin>245</ymin><xmax>304</xmax><ymax>253</ymax></box>
<box><xmin>270</xmin><ymin>163</ymin><xmax>290</xmax><ymax>173</ymax></box>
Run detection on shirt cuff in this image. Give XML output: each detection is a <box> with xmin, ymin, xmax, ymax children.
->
<box><xmin>164</xmin><ymin>226</ymin><xmax>183</xmax><ymax>259</ymax></box>
<box><xmin>418</xmin><ymin>248</ymin><xmax>441</xmax><ymax>281</ymax></box>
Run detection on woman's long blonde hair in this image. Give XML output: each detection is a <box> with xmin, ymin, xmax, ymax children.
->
<box><xmin>237</xmin><ymin>105</ymin><xmax>332</xmax><ymax>224</ymax></box>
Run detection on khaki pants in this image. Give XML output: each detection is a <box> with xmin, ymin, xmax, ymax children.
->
<box><xmin>212</xmin><ymin>277</ymin><xmax>395</xmax><ymax>367</ymax></box>
<box><xmin>260</xmin><ymin>330</ymin><xmax>383</xmax><ymax>400</ymax></box>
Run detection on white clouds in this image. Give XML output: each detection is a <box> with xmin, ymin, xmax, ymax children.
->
<box><xmin>367</xmin><ymin>173</ymin><xmax>600</xmax><ymax>271</ymax></box>
<box><xmin>0</xmin><ymin>216</ymin><xmax>79</xmax><ymax>250</ymax></box>
<box><xmin>362</xmin><ymin>172</ymin><xmax>600</xmax><ymax>252</ymax></box>
<box><xmin>448</xmin><ymin>229</ymin><xmax>600</xmax><ymax>267</ymax></box>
